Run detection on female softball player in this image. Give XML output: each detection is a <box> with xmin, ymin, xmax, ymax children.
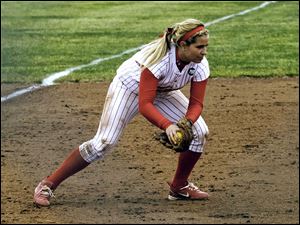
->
<box><xmin>34</xmin><ymin>18</ymin><xmax>210</xmax><ymax>206</ymax></box>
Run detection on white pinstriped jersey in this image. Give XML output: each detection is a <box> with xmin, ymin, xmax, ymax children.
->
<box><xmin>80</xmin><ymin>43</ymin><xmax>210</xmax><ymax>162</ymax></box>
<box><xmin>115</xmin><ymin>43</ymin><xmax>210</xmax><ymax>94</ymax></box>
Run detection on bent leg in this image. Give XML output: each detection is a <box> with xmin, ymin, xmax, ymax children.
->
<box><xmin>80</xmin><ymin>79</ymin><xmax>139</xmax><ymax>162</ymax></box>
<box><xmin>155</xmin><ymin>90</ymin><xmax>209</xmax><ymax>194</ymax></box>
<box><xmin>34</xmin><ymin>79</ymin><xmax>139</xmax><ymax>206</ymax></box>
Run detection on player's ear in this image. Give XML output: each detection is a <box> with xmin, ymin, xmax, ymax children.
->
<box><xmin>179</xmin><ymin>41</ymin><xmax>186</xmax><ymax>47</ymax></box>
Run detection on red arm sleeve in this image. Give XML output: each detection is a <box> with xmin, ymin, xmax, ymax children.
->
<box><xmin>185</xmin><ymin>79</ymin><xmax>208</xmax><ymax>123</ymax></box>
<box><xmin>138</xmin><ymin>68</ymin><xmax>173</xmax><ymax>130</ymax></box>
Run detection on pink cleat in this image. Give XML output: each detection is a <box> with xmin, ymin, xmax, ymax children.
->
<box><xmin>33</xmin><ymin>179</ymin><xmax>55</xmax><ymax>207</ymax></box>
<box><xmin>167</xmin><ymin>181</ymin><xmax>209</xmax><ymax>200</ymax></box>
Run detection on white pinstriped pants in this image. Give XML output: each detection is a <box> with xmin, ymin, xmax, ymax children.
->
<box><xmin>79</xmin><ymin>78</ymin><xmax>209</xmax><ymax>163</ymax></box>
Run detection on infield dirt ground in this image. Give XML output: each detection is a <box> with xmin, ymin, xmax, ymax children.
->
<box><xmin>1</xmin><ymin>76</ymin><xmax>299</xmax><ymax>224</ymax></box>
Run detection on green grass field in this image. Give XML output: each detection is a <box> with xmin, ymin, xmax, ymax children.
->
<box><xmin>1</xmin><ymin>1</ymin><xmax>299</xmax><ymax>84</ymax></box>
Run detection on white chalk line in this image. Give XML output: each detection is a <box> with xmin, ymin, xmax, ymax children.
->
<box><xmin>1</xmin><ymin>1</ymin><xmax>276</xmax><ymax>103</ymax></box>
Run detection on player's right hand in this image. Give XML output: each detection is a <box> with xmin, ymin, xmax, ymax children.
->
<box><xmin>166</xmin><ymin>124</ymin><xmax>181</xmax><ymax>145</ymax></box>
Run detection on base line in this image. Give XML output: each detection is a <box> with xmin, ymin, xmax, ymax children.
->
<box><xmin>1</xmin><ymin>1</ymin><xmax>276</xmax><ymax>103</ymax></box>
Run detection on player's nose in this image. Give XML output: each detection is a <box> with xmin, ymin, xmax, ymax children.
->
<box><xmin>200</xmin><ymin>52</ymin><xmax>206</xmax><ymax>57</ymax></box>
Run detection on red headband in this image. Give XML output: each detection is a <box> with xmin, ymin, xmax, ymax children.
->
<box><xmin>178</xmin><ymin>25</ymin><xmax>205</xmax><ymax>43</ymax></box>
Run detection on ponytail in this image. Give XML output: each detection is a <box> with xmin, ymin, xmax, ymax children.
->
<box><xmin>141</xmin><ymin>19</ymin><xmax>209</xmax><ymax>68</ymax></box>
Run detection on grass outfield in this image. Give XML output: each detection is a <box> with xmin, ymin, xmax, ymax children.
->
<box><xmin>1</xmin><ymin>1</ymin><xmax>299</xmax><ymax>83</ymax></box>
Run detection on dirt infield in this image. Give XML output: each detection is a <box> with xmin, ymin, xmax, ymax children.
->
<box><xmin>1</xmin><ymin>77</ymin><xmax>299</xmax><ymax>224</ymax></box>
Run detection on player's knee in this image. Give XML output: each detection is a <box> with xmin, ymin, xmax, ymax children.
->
<box><xmin>79</xmin><ymin>141</ymin><xmax>97</xmax><ymax>162</ymax></box>
<box><xmin>195</xmin><ymin>128</ymin><xmax>209</xmax><ymax>140</ymax></box>
<box><xmin>80</xmin><ymin>139</ymin><xmax>116</xmax><ymax>162</ymax></box>
<box><xmin>93</xmin><ymin>138</ymin><xmax>116</xmax><ymax>154</ymax></box>
<box><xmin>193</xmin><ymin>120</ymin><xmax>209</xmax><ymax>138</ymax></box>
<box><xmin>204</xmin><ymin>129</ymin><xmax>209</xmax><ymax>139</ymax></box>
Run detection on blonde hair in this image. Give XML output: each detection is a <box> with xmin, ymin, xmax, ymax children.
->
<box><xmin>141</xmin><ymin>19</ymin><xmax>209</xmax><ymax>68</ymax></box>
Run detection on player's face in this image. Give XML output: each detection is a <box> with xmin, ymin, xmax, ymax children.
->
<box><xmin>185</xmin><ymin>35</ymin><xmax>209</xmax><ymax>63</ymax></box>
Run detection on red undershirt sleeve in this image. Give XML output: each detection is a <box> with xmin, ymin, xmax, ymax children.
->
<box><xmin>185</xmin><ymin>79</ymin><xmax>208</xmax><ymax>123</ymax></box>
<box><xmin>139</xmin><ymin>68</ymin><xmax>172</xmax><ymax>130</ymax></box>
<box><xmin>138</xmin><ymin>68</ymin><xmax>173</xmax><ymax>130</ymax></box>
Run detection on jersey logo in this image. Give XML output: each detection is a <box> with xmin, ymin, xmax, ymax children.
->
<box><xmin>188</xmin><ymin>68</ymin><xmax>196</xmax><ymax>76</ymax></box>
